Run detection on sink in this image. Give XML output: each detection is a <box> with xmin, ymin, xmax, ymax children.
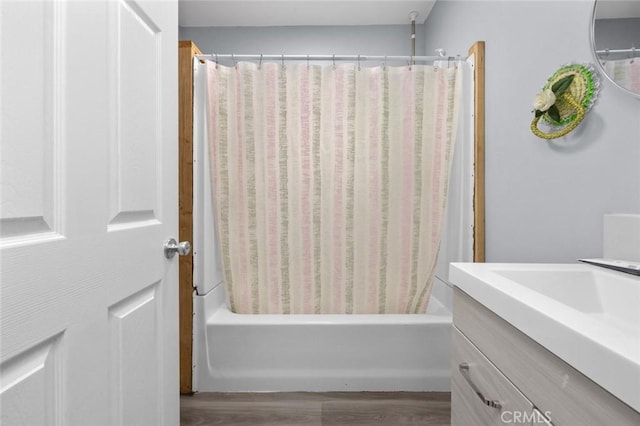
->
<box><xmin>449</xmin><ymin>262</ymin><xmax>640</xmax><ymax>413</ymax></box>
<box><xmin>493</xmin><ymin>268</ymin><xmax>640</xmax><ymax>331</ymax></box>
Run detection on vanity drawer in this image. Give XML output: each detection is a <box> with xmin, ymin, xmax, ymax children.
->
<box><xmin>452</xmin><ymin>327</ymin><xmax>533</xmax><ymax>425</ymax></box>
<box><xmin>454</xmin><ymin>288</ymin><xmax>640</xmax><ymax>425</ymax></box>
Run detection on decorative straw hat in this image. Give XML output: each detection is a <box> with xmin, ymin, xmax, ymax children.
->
<box><xmin>531</xmin><ymin>63</ymin><xmax>600</xmax><ymax>139</ymax></box>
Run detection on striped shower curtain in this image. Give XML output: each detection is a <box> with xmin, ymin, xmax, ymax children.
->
<box><xmin>206</xmin><ymin>61</ymin><xmax>462</xmax><ymax>314</ymax></box>
<box><xmin>603</xmin><ymin>59</ymin><xmax>640</xmax><ymax>93</ymax></box>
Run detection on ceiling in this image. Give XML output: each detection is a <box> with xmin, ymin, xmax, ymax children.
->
<box><xmin>178</xmin><ymin>0</ymin><xmax>437</xmax><ymax>27</ymax></box>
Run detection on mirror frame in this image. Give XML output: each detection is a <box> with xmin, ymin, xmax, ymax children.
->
<box><xmin>590</xmin><ymin>0</ymin><xmax>640</xmax><ymax>99</ymax></box>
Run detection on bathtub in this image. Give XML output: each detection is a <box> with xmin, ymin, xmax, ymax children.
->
<box><xmin>192</xmin><ymin>276</ymin><xmax>453</xmax><ymax>392</ymax></box>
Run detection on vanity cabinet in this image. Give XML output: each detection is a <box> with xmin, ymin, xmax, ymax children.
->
<box><xmin>451</xmin><ymin>287</ymin><xmax>640</xmax><ymax>426</ymax></box>
<box><xmin>452</xmin><ymin>328</ymin><xmax>537</xmax><ymax>425</ymax></box>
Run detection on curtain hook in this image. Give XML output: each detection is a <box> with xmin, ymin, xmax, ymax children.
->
<box><xmin>307</xmin><ymin>54</ymin><xmax>310</xmax><ymax>69</ymax></box>
<box><xmin>259</xmin><ymin>54</ymin><xmax>263</xmax><ymax>70</ymax></box>
<box><xmin>333</xmin><ymin>54</ymin><xmax>336</xmax><ymax>70</ymax></box>
<box><xmin>231</xmin><ymin>53</ymin><xmax>237</xmax><ymax>69</ymax></box>
<box><xmin>357</xmin><ymin>54</ymin><xmax>361</xmax><ymax>71</ymax></box>
<box><xmin>383</xmin><ymin>55</ymin><xmax>387</xmax><ymax>71</ymax></box>
<box><xmin>631</xmin><ymin>46</ymin><xmax>636</xmax><ymax>64</ymax></box>
<box><xmin>214</xmin><ymin>53</ymin><xmax>218</xmax><ymax>69</ymax></box>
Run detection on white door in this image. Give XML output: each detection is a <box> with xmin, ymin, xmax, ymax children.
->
<box><xmin>0</xmin><ymin>0</ymin><xmax>179</xmax><ymax>425</ymax></box>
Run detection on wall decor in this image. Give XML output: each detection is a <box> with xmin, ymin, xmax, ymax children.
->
<box><xmin>531</xmin><ymin>63</ymin><xmax>599</xmax><ymax>140</ymax></box>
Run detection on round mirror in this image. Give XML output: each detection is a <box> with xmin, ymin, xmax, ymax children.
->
<box><xmin>591</xmin><ymin>0</ymin><xmax>640</xmax><ymax>97</ymax></box>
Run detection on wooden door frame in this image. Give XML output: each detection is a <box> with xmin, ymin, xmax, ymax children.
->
<box><xmin>469</xmin><ymin>41</ymin><xmax>486</xmax><ymax>263</ymax></box>
<box><xmin>178</xmin><ymin>40</ymin><xmax>201</xmax><ymax>395</ymax></box>
<box><xmin>177</xmin><ymin>40</ymin><xmax>486</xmax><ymax>393</ymax></box>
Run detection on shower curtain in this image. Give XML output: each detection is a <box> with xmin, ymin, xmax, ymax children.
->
<box><xmin>603</xmin><ymin>59</ymin><xmax>640</xmax><ymax>93</ymax></box>
<box><xmin>206</xmin><ymin>61</ymin><xmax>463</xmax><ymax>314</ymax></box>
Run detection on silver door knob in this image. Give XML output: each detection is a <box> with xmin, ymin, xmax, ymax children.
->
<box><xmin>164</xmin><ymin>238</ymin><xmax>191</xmax><ymax>259</ymax></box>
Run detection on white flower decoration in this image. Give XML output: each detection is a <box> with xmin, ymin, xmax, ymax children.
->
<box><xmin>533</xmin><ymin>89</ymin><xmax>556</xmax><ymax>112</ymax></box>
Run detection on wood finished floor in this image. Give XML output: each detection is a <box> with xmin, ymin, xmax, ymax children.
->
<box><xmin>181</xmin><ymin>392</ymin><xmax>451</xmax><ymax>426</ymax></box>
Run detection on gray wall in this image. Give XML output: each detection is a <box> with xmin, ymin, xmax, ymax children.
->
<box><xmin>181</xmin><ymin>0</ymin><xmax>640</xmax><ymax>264</ymax></box>
<box><xmin>179</xmin><ymin>24</ymin><xmax>425</xmax><ymax>58</ymax></box>
<box><xmin>423</xmin><ymin>0</ymin><xmax>640</xmax><ymax>263</ymax></box>
<box><xmin>594</xmin><ymin>18</ymin><xmax>640</xmax><ymax>51</ymax></box>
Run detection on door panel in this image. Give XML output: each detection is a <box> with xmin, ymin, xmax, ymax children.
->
<box><xmin>109</xmin><ymin>0</ymin><xmax>161</xmax><ymax>226</ymax></box>
<box><xmin>109</xmin><ymin>283</ymin><xmax>161</xmax><ymax>426</ymax></box>
<box><xmin>0</xmin><ymin>0</ymin><xmax>178</xmax><ymax>425</ymax></box>
<box><xmin>0</xmin><ymin>0</ymin><xmax>60</xmax><ymax>239</ymax></box>
<box><xmin>0</xmin><ymin>335</ymin><xmax>63</xmax><ymax>426</ymax></box>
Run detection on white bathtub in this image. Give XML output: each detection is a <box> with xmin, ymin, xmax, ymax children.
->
<box><xmin>192</xmin><ymin>277</ymin><xmax>453</xmax><ymax>392</ymax></box>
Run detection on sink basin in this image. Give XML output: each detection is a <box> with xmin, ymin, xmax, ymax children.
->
<box><xmin>449</xmin><ymin>262</ymin><xmax>640</xmax><ymax>413</ymax></box>
<box><xmin>493</xmin><ymin>268</ymin><xmax>640</xmax><ymax>332</ymax></box>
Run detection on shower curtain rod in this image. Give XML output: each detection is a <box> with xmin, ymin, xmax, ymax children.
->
<box><xmin>596</xmin><ymin>48</ymin><xmax>638</xmax><ymax>56</ymax></box>
<box><xmin>196</xmin><ymin>53</ymin><xmax>467</xmax><ymax>64</ymax></box>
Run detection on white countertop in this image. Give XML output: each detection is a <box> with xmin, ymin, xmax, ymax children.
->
<box><xmin>449</xmin><ymin>262</ymin><xmax>640</xmax><ymax>413</ymax></box>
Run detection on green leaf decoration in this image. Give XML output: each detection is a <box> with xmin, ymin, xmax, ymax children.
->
<box><xmin>552</xmin><ymin>75</ymin><xmax>574</xmax><ymax>97</ymax></box>
<box><xmin>547</xmin><ymin>105</ymin><xmax>560</xmax><ymax>123</ymax></box>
